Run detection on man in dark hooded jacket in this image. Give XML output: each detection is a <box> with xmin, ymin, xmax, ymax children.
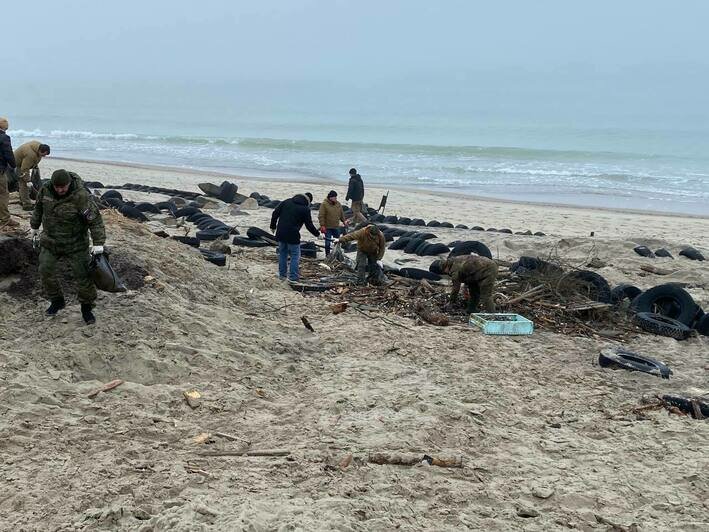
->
<box><xmin>270</xmin><ymin>193</ymin><xmax>319</xmax><ymax>281</ymax></box>
<box><xmin>345</xmin><ymin>168</ymin><xmax>367</xmax><ymax>224</ymax></box>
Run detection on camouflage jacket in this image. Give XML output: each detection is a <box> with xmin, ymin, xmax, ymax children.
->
<box><xmin>31</xmin><ymin>173</ymin><xmax>106</xmax><ymax>254</ymax></box>
<box><xmin>340</xmin><ymin>225</ymin><xmax>386</xmax><ymax>259</ymax></box>
<box><xmin>446</xmin><ymin>255</ymin><xmax>498</xmax><ymax>299</ymax></box>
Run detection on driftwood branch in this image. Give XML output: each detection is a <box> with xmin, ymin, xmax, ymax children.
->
<box><xmin>197</xmin><ymin>449</ymin><xmax>290</xmax><ymax>457</ymax></box>
<box><xmin>368</xmin><ymin>452</ymin><xmax>463</xmax><ymax>468</ymax></box>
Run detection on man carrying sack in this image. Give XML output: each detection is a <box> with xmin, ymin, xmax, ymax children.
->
<box><xmin>31</xmin><ymin>169</ymin><xmax>106</xmax><ymax>324</ymax></box>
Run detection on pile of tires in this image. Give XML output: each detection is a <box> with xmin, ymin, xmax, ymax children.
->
<box><xmin>628</xmin><ymin>283</ymin><xmax>705</xmax><ymax>339</ymax></box>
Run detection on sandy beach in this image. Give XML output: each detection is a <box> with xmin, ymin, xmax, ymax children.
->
<box><xmin>1</xmin><ymin>158</ymin><xmax>707</xmax><ymax>531</ymax></box>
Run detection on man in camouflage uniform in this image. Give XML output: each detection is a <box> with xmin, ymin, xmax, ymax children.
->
<box><xmin>14</xmin><ymin>140</ymin><xmax>51</xmax><ymax>210</ymax></box>
<box><xmin>338</xmin><ymin>224</ymin><xmax>386</xmax><ymax>285</ymax></box>
<box><xmin>30</xmin><ymin>169</ymin><xmax>106</xmax><ymax>324</ymax></box>
<box><xmin>439</xmin><ymin>255</ymin><xmax>499</xmax><ymax>313</ymax></box>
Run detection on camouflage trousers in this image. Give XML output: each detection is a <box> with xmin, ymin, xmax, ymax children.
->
<box><xmin>17</xmin><ymin>169</ymin><xmax>33</xmax><ymax>207</ymax></box>
<box><xmin>355</xmin><ymin>251</ymin><xmax>385</xmax><ymax>285</ymax></box>
<box><xmin>39</xmin><ymin>247</ymin><xmax>96</xmax><ymax>304</ymax></box>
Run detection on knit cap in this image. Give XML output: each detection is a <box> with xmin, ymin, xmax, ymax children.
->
<box><xmin>51</xmin><ymin>169</ymin><xmax>72</xmax><ymax>186</ymax></box>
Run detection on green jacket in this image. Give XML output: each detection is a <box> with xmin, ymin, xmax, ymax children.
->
<box><xmin>31</xmin><ymin>173</ymin><xmax>106</xmax><ymax>254</ymax></box>
<box><xmin>340</xmin><ymin>225</ymin><xmax>386</xmax><ymax>259</ymax></box>
<box><xmin>445</xmin><ymin>255</ymin><xmax>498</xmax><ymax>301</ymax></box>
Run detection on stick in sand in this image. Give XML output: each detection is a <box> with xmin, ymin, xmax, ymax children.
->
<box><xmin>88</xmin><ymin>379</ymin><xmax>124</xmax><ymax>398</ymax></box>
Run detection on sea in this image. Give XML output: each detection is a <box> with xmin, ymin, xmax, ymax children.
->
<box><xmin>5</xmin><ymin>79</ymin><xmax>708</xmax><ymax>215</ymax></box>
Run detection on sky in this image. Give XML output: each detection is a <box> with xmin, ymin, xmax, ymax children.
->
<box><xmin>4</xmin><ymin>0</ymin><xmax>709</xmax><ymax>83</ymax></box>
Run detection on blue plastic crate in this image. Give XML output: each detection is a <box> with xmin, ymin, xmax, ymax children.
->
<box><xmin>469</xmin><ymin>313</ymin><xmax>534</xmax><ymax>335</ymax></box>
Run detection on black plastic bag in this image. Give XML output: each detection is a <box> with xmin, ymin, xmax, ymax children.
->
<box><xmin>89</xmin><ymin>252</ymin><xmax>127</xmax><ymax>292</ymax></box>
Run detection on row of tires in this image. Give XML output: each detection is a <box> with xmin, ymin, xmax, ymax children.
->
<box><xmin>370</xmin><ymin>213</ymin><xmax>545</xmax><ymax>235</ymax></box>
<box><xmin>634</xmin><ymin>245</ymin><xmax>705</xmax><ymax>261</ymax></box>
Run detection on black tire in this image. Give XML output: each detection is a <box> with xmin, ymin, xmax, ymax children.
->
<box><xmin>171</xmin><ymin>236</ymin><xmax>200</xmax><ymax>247</ymax></box>
<box><xmin>486</xmin><ymin>228</ymin><xmax>497</xmax><ymax>232</ymax></box>
<box><xmin>417</xmin><ymin>232</ymin><xmax>437</xmax><ymax>240</ymax></box>
<box><xmin>174</xmin><ymin>206</ymin><xmax>201</xmax><ymax>218</ymax></box>
<box><xmin>693</xmin><ymin>313</ymin><xmax>709</xmax><ymax>336</ymax></box>
<box><xmin>199</xmin><ymin>250</ymin><xmax>227</xmax><ymax>266</ymax></box>
<box><xmin>471</xmin><ymin>226</ymin><xmax>484</xmax><ymax>231</ymax></box>
<box><xmin>610</xmin><ymin>283</ymin><xmax>642</xmax><ymax>304</ymax></box>
<box><xmin>135</xmin><ymin>202</ymin><xmax>161</xmax><ymax>214</ymax></box>
<box><xmin>634</xmin><ymin>245</ymin><xmax>655</xmax><ymax>258</ymax></box>
<box><xmin>630</xmin><ymin>283</ymin><xmax>698</xmax><ymax>326</ymax></box>
<box><xmin>102</xmin><ymin>197</ymin><xmax>124</xmax><ymax>209</ymax></box>
<box><xmin>534</xmin><ymin>232</ymin><xmax>546</xmax><ymax>237</ymax></box>
<box><xmin>439</xmin><ymin>222</ymin><xmax>454</xmax><ymax>228</ymax></box>
<box><xmin>398</xmin><ymin>217</ymin><xmax>412</xmax><ymax>225</ymax></box>
<box><xmin>562</xmin><ymin>270</ymin><xmax>611</xmax><ymax>303</ymax></box>
<box><xmin>249</xmin><ymin>192</ymin><xmax>262</xmax><ymax>200</ymax></box>
<box><xmin>455</xmin><ymin>224</ymin><xmax>468</xmax><ymax>229</ymax></box>
<box><xmin>383</xmin><ymin>232</ymin><xmax>394</xmax><ymax>242</ymax></box>
<box><xmin>404</xmin><ymin>238</ymin><xmax>424</xmax><ymax>254</ymax></box>
<box><xmin>197</xmin><ymin>219</ymin><xmax>228</xmax><ymax>230</ymax></box>
<box><xmin>421</xmin><ymin>243</ymin><xmax>450</xmax><ymax>256</ymax></box>
<box><xmin>498</xmin><ymin>228</ymin><xmax>513</xmax><ymax>234</ymax></box>
<box><xmin>389</xmin><ymin>237</ymin><xmax>411</xmax><ymax>250</ymax></box>
<box><xmin>679</xmin><ymin>246</ymin><xmax>705</xmax><ymax>261</ymax></box>
<box><xmin>186</xmin><ymin>213</ymin><xmax>209</xmax><ymax>223</ymax></box>
<box><xmin>370</xmin><ymin>214</ymin><xmax>385</xmax><ymax>222</ymax></box>
<box><xmin>516</xmin><ymin>230</ymin><xmax>533</xmax><ymax>236</ymax></box>
<box><xmin>429</xmin><ymin>259</ymin><xmax>444</xmax><ymax>274</ymax></box>
<box><xmin>196</xmin><ymin>229</ymin><xmax>230</xmax><ymax>241</ymax></box>
<box><xmin>427</xmin><ymin>220</ymin><xmax>441</xmax><ymax>227</ymax></box>
<box><xmin>392</xmin><ymin>267</ymin><xmax>442</xmax><ymax>281</ymax></box>
<box><xmin>448</xmin><ymin>241</ymin><xmax>493</xmax><ymax>260</ymax></box>
<box><xmin>155</xmin><ymin>201</ymin><xmax>177</xmax><ymax>214</ymax></box>
<box><xmin>654</xmin><ymin>248</ymin><xmax>673</xmax><ymax>259</ymax></box>
<box><xmin>515</xmin><ymin>256</ymin><xmax>563</xmax><ymax>277</ymax></box>
<box><xmin>101</xmin><ymin>190</ymin><xmax>123</xmax><ymax>202</ymax></box>
<box><xmin>84</xmin><ymin>181</ymin><xmax>105</xmax><ymax>188</ymax></box>
<box><xmin>246</xmin><ymin>227</ymin><xmax>277</xmax><ymax>244</ymax></box>
<box><xmin>383</xmin><ymin>216</ymin><xmax>399</xmax><ymax>224</ymax></box>
<box><xmin>635</xmin><ymin>312</ymin><xmax>692</xmax><ymax>340</ymax></box>
<box><xmin>414</xmin><ymin>241</ymin><xmax>431</xmax><ymax>256</ymax></box>
<box><xmin>598</xmin><ymin>347</ymin><xmax>672</xmax><ymax>379</ymax></box>
<box><xmin>118</xmin><ymin>205</ymin><xmax>148</xmax><ymax>222</ymax></box>
<box><xmin>233</xmin><ymin>236</ymin><xmax>271</xmax><ymax>248</ymax></box>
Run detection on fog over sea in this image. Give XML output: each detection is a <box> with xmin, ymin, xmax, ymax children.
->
<box><xmin>5</xmin><ymin>76</ymin><xmax>709</xmax><ymax>216</ymax></box>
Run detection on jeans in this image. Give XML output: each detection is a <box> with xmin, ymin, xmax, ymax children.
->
<box><xmin>278</xmin><ymin>241</ymin><xmax>301</xmax><ymax>281</ymax></box>
<box><xmin>324</xmin><ymin>227</ymin><xmax>341</xmax><ymax>255</ymax></box>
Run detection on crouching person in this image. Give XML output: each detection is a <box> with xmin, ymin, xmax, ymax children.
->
<box><xmin>339</xmin><ymin>224</ymin><xmax>386</xmax><ymax>285</ymax></box>
<box><xmin>438</xmin><ymin>255</ymin><xmax>498</xmax><ymax>313</ymax></box>
<box><xmin>30</xmin><ymin>169</ymin><xmax>106</xmax><ymax>324</ymax></box>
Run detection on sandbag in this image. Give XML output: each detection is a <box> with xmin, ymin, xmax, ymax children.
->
<box><xmin>89</xmin><ymin>253</ymin><xmax>127</xmax><ymax>293</ymax></box>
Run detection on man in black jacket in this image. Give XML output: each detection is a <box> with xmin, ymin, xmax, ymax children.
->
<box><xmin>270</xmin><ymin>193</ymin><xmax>320</xmax><ymax>281</ymax></box>
<box><xmin>0</xmin><ymin>117</ymin><xmax>19</xmax><ymax>229</ymax></box>
<box><xmin>345</xmin><ymin>168</ymin><xmax>367</xmax><ymax>224</ymax></box>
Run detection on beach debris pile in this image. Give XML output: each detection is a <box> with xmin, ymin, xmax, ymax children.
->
<box><xmin>293</xmin><ymin>251</ymin><xmax>706</xmax><ymax>340</ymax></box>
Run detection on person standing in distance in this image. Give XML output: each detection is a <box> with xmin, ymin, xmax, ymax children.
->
<box><xmin>318</xmin><ymin>190</ymin><xmax>347</xmax><ymax>255</ymax></box>
<box><xmin>30</xmin><ymin>169</ymin><xmax>106</xmax><ymax>324</ymax></box>
<box><xmin>345</xmin><ymin>168</ymin><xmax>367</xmax><ymax>225</ymax></box>
<box><xmin>270</xmin><ymin>192</ymin><xmax>320</xmax><ymax>282</ymax></box>
<box><xmin>0</xmin><ymin>117</ymin><xmax>19</xmax><ymax>229</ymax></box>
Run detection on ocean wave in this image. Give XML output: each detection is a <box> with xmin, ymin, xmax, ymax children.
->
<box><xmin>9</xmin><ymin>128</ymin><xmax>664</xmax><ymax>162</ymax></box>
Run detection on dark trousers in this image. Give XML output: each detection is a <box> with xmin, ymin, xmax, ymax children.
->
<box><xmin>39</xmin><ymin>247</ymin><xmax>96</xmax><ymax>304</ymax></box>
<box><xmin>324</xmin><ymin>227</ymin><xmax>341</xmax><ymax>255</ymax></box>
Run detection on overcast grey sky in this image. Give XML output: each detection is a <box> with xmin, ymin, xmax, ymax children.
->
<box><xmin>4</xmin><ymin>0</ymin><xmax>709</xmax><ymax>82</ymax></box>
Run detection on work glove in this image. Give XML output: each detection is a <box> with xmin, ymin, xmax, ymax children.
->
<box><xmin>376</xmin><ymin>260</ymin><xmax>383</xmax><ymax>268</ymax></box>
<box><xmin>320</xmin><ymin>226</ymin><xmax>326</xmax><ymax>234</ymax></box>
<box><xmin>30</xmin><ymin>229</ymin><xmax>40</xmax><ymax>239</ymax></box>
<box><xmin>91</xmin><ymin>245</ymin><xmax>104</xmax><ymax>255</ymax></box>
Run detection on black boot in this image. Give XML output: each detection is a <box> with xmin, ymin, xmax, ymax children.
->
<box><xmin>46</xmin><ymin>297</ymin><xmax>66</xmax><ymax>316</ymax></box>
<box><xmin>81</xmin><ymin>303</ymin><xmax>96</xmax><ymax>325</ymax></box>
